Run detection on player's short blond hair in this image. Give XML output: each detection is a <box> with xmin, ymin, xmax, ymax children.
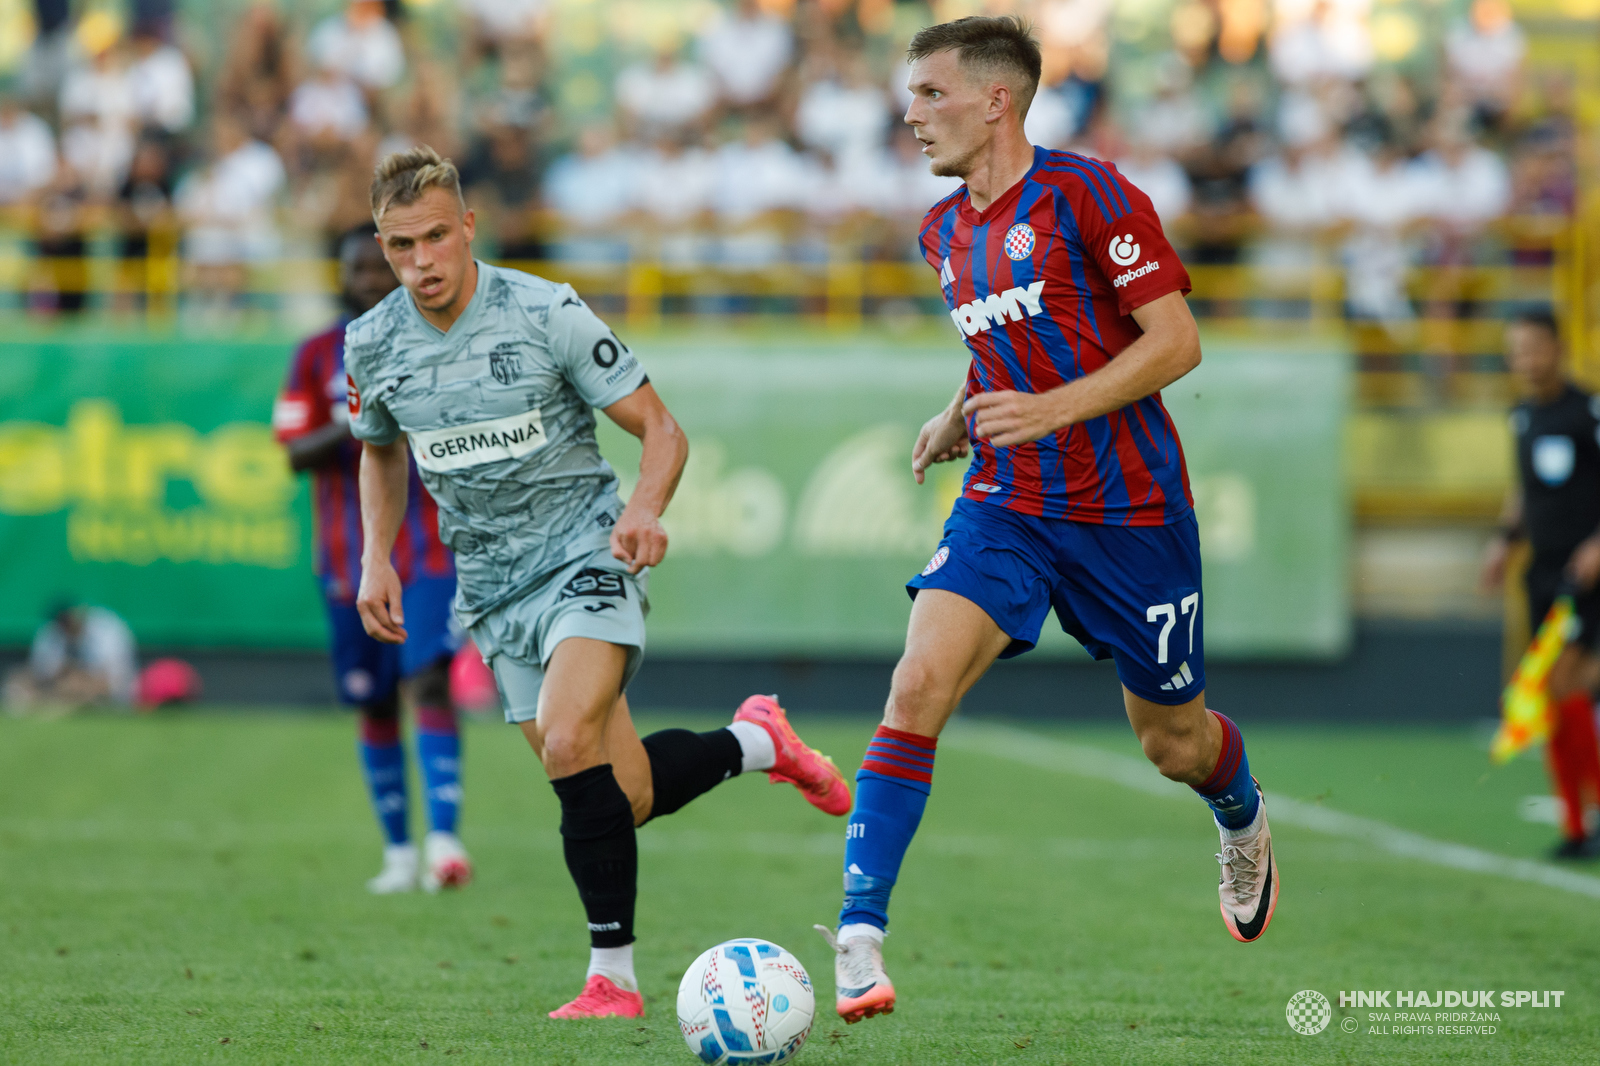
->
<box><xmin>370</xmin><ymin>145</ymin><xmax>464</xmax><ymax>224</ymax></box>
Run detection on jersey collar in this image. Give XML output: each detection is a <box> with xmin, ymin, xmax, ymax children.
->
<box><xmin>405</xmin><ymin>258</ymin><xmax>490</xmax><ymax>339</ymax></box>
<box><xmin>956</xmin><ymin>144</ymin><xmax>1044</xmax><ymax>227</ymax></box>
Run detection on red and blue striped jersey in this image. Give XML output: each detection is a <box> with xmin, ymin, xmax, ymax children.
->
<box><xmin>920</xmin><ymin>145</ymin><xmax>1195</xmax><ymax>526</ymax></box>
<box><xmin>273</xmin><ymin>321</ymin><xmax>453</xmax><ymax>604</ymax></box>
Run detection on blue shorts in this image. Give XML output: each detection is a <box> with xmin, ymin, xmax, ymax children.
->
<box><xmin>908</xmin><ymin>498</ymin><xmax>1205</xmax><ymax>706</ymax></box>
<box><xmin>325</xmin><ymin>575</ymin><xmax>461</xmax><ymax>706</ymax></box>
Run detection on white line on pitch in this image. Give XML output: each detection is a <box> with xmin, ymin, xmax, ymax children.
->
<box><xmin>944</xmin><ymin>719</ymin><xmax>1600</xmax><ymax>901</ymax></box>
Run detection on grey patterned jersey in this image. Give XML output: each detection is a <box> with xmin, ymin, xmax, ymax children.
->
<box><xmin>345</xmin><ymin>261</ymin><xmax>646</xmax><ymax>624</ymax></box>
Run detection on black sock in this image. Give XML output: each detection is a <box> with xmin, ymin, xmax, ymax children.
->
<box><xmin>550</xmin><ymin>764</ymin><xmax>636</xmax><ymax>948</ymax></box>
<box><xmin>640</xmin><ymin>728</ymin><xmax>744</xmax><ymax>822</ymax></box>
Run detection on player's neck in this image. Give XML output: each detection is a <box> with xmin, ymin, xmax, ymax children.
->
<box><xmin>1531</xmin><ymin>377</ymin><xmax>1567</xmax><ymax>405</ymax></box>
<box><xmin>415</xmin><ymin>257</ymin><xmax>480</xmax><ymax>334</ymax></box>
<box><xmin>962</xmin><ymin>131</ymin><xmax>1035</xmax><ymax>213</ymax></box>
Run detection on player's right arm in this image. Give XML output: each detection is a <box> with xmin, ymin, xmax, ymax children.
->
<box><xmin>911</xmin><ymin>383</ymin><xmax>970</xmax><ymax>485</ymax></box>
<box><xmin>273</xmin><ymin>339</ymin><xmax>350</xmax><ymax>472</ymax></box>
<box><xmin>356</xmin><ymin>439</ymin><xmax>409</xmax><ymax>643</ymax></box>
<box><xmin>344</xmin><ymin>336</ymin><xmax>410</xmax><ymax>644</ymax></box>
<box><xmin>1481</xmin><ymin>487</ymin><xmax>1524</xmax><ymax>591</ymax></box>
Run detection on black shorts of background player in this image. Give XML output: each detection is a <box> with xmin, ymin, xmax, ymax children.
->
<box><xmin>1482</xmin><ymin>309</ymin><xmax>1600</xmax><ymax>859</ymax></box>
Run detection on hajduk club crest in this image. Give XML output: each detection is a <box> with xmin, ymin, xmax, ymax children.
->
<box><xmin>1004</xmin><ymin>223</ymin><xmax>1035</xmax><ymax>261</ymax></box>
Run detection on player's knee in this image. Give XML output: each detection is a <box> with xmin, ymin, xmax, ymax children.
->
<box><xmin>359</xmin><ymin>692</ymin><xmax>401</xmax><ymax>744</ymax></box>
<box><xmin>886</xmin><ymin>657</ymin><xmax>955</xmax><ymax>727</ymax></box>
<box><xmin>1137</xmin><ymin>724</ymin><xmax>1200</xmax><ymax>781</ymax></box>
<box><xmin>539</xmin><ymin>724</ymin><xmax>606</xmax><ymax>778</ymax></box>
<box><xmin>405</xmin><ymin>658</ymin><xmax>452</xmax><ymax>708</ymax></box>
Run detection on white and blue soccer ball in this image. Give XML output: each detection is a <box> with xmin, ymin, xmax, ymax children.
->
<box><xmin>677</xmin><ymin>938</ymin><xmax>814</xmax><ymax>1065</ymax></box>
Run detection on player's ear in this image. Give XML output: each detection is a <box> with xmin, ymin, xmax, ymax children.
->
<box><xmin>987</xmin><ymin>82</ymin><xmax>1012</xmax><ymax>125</ymax></box>
<box><xmin>461</xmin><ymin>208</ymin><xmax>475</xmax><ymax>244</ymax></box>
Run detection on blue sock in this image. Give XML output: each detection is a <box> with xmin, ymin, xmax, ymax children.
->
<box><xmin>415</xmin><ymin>705</ymin><xmax>462</xmax><ymax>835</ymax></box>
<box><xmin>838</xmin><ymin>726</ymin><xmax>937</xmax><ymax>931</ymax></box>
<box><xmin>358</xmin><ymin>719</ymin><xmax>409</xmax><ymax>845</ymax></box>
<box><xmin>1193</xmin><ymin>711</ymin><xmax>1260</xmax><ymax>830</ymax></box>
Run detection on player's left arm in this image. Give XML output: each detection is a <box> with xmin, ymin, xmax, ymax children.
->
<box><xmin>964</xmin><ymin>291</ymin><xmax>1200</xmax><ymax>447</ymax></box>
<box><xmin>546</xmin><ymin>284</ymin><xmax>688</xmax><ymax>574</ymax></box>
<box><xmin>601</xmin><ymin>383</ymin><xmax>688</xmax><ymax>574</ymax></box>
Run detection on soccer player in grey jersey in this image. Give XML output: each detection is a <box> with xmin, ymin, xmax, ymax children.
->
<box><xmin>347</xmin><ymin>147</ymin><xmax>853</xmax><ymax>1019</ymax></box>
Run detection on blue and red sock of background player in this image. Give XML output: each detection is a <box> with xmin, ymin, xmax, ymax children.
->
<box><xmin>837</xmin><ymin>711</ymin><xmax>1259</xmax><ymax>935</ymax></box>
<box><xmin>358</xmin><ymin>701</ymin><xmax>462</xmax><ymax>845</ymax></box>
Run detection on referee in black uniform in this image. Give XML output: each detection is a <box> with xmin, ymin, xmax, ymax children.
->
<box><xmin>1482</xmin><ymin>309</ymin><xmax>1600</xmax><ymax>859</ymax></box>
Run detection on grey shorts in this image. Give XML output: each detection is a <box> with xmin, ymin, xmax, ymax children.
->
<box><xmin>468</xmin><ymin>547</ymin><xmax>649</xmax><ymax>725</ymax></box>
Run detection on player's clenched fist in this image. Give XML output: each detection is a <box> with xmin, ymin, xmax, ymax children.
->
<box><xmin>356</xmin><ymin>558</ymin><xmax>408</xmax><ymax>644</ymax></box>
<box><xmin>611</xmin><ymin>509</ymin><xmax>668</xmax><ymax>574</ymax></box>
<box><xmin>963</xmin><ymin>389</ymin><xmax>1059</xmax><ymax>448</ymax></box>
<box><xmin>911</xmin><ymin>405</ymin><xmax>970</xmax><ymax>484</ymax></box>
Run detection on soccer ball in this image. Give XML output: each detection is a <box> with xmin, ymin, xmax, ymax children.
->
<box><xmin>677</xmin><ymin>938</ymin><xmax>814</xmax><ymax>1065</ymax></box>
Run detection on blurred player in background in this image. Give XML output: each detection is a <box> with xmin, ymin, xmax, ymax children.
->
<box><xmin>274</xmin><ymin>224</ymin><xmax>471</xmax><ymax>894</ymax></box>
<box><xmin>348</xmin><ymin>147</ymin><xmax>850</xmax><ymax>1019</ymax></box>
<box><xmin>815</xmin><ymin>17</ymin><xmax>1277</xmax><ymax>1023</ymax></box>
<box><xmin>2</xmin><ymin>600</ymin><xmax>137</xmax><ymax>710</ymax></box>
<box><xmin>1482</xmin><ymin>309</ymin><xmax>1600</xmax><ymax>859</ymax></box>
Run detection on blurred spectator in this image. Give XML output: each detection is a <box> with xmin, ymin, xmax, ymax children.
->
<box><xmin>32</xmin><ymin>161</ymin><xmax>90</xmax><ymax>313</ymax></box>
<box><xmin>59</xmin><ymin>111</ymin><xmax>133</xmax><ymax>199</ymax></box>
<box><xmin>308</xmin><ymin>0</ymin><xmax>404</xmax><ymax>92</ymax></box>
<box><xmin>1117</xmin><ymin>136</ymin><xmax>1192</xmax><ymax>224</ymax></box>
<box><xmin>1023</xmin><ymin>77</ymin><xmax>1079</xmax><ymax>150</ymax></box>
<box><xmin>176</xmin><ymin>113</ymin><xmax>286</xmax><ymax>304</ymax></box>
<box><xmin>1249</xmin><ymin>137</ymin><xmax>1351</xmax><ymax>234</ymax></box>
<box><xmin>380</xmin><ymin>61</ymin><xmax>465</xmax><ymax>164</ymax></box>
<box><xmin>543</xmin><ymin>124</ymin><xmax>637</xmax><ymax>235</ymax></box>
<box><xmin>887</xmin><ymin>125</ymin><xmax>961</xmax><ymax>221</ymax></box>
<box><xmin>713</xmin><ymin>118</ymin><xmax>806</xmax><ymax>224</ymax></box>
<box><xmin>1270</xmin><ymin>0</ymin><xmax>1374</xmax><ymax>87</ymax></box>
<box><xmin>458</xmin><ymin>0</ymin><xmax>548</xmax><ymax>46</ymax></box>
<box><xmin>1183</xmin><ymin>78</ymin><xmax>1269</xmax><ymax>248</ymax></box>
<box><xmin>114</xmin><ymin>131</ymin><xmax>178</xmax><ymax>307</ymax></box>
<box><xmin>3</xmin><ymin>602</ymin><xmax>137</xmax><ymax>711</ymax></box>
<box><xmin>698</xmin><ymin>0</ymin><xmax>793</xmax><ymax>110</ymax></box>
<box><xmin>289</xmin><ymin>63</ymin><xmax>370</xmax><ymax>145</ymax></box>
<box><xmin>1446</xmin><ymin>0</ymin><xmax>1524</xmax><ymax>126</ymax></box>
<box><xmin>795</xmin><ymin>50</ymin><xmax>890</xmax><ymax>159</ymax></box>
<box><xmin>1339</xmin><ymin>137</ymin><xmax>1427</xmax><ymax>330</ymax></box>
<box><xmin>1509</xmin><ymin>121</ymin><xmax>1576</xmax><ymax>221</ymax></box>
<box><xmin>216</xmin><ymin>3</ymin><xmax>297</xmax><ymax>143</ymax></box>
<box><xmin>0</xmin><ymin>95</ymin><xmax>58</xmax><ymax>204</ymax></box>
<box><xmin>58</xmin><ymin>31</ymin><xmax>130</xmax><ymax>131</ymax></box>
<box><xmin>1413</xmin><ymin>125</ymin><xmax>1511</xmax><ymax>233</ymax></box>
<box><xmin>1140</xmin><ymin>59</ymin><xmax>1212</xmax><ymax>160</ymax></box>
<box><xmin>461</xmin><ymin>110</ymin><xmax>544</xmax><ymax>257</ymax></box>
<box><xmin>19</xmin><ymin>0</ymin><xmax>75</xmax><ymax>118</ymax></box>
<box><xmin>632</xmin><ymin>132</ymin><xmax>715</xmax><ymax>229</ymax></box>
<box><xmin>614</xmin><ymin>42</ymin><xmax>716</xmax><ymax>138</ymax></box>
<box><xmin>125</xmin><ymin>22</ymin><xmax>194</xmax><ymax>133</ymax></box>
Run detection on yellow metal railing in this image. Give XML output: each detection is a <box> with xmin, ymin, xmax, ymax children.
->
<box><xmin>0</xmin><ymin>216</ymin><xmax>1580</xmax><ymax>342</ymax></box>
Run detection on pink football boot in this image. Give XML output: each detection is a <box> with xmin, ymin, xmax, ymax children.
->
<box><xmin>548</xmin><ymin>975</ymin><xmax>645</xmax><ymax>1019</ymax></box>
<box><xmin>733</xmin><ymin>695</ymin><xmax>851</xmax><ymax>816</ymax></box>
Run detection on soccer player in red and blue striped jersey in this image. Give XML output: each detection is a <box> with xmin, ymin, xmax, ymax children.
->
<box><xmin>274</xmin><ymin>225</ymin><xmax>468</xmax><ymax>894</ymax></box>
<box><xmin>815</xmin><ymin>16</ymin><xmax>1278</xmax><ymax>1023</ymax></box>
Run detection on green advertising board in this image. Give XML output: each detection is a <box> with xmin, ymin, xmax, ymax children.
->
<box><xmin>0</xmin><ymin>328</ymin><xmax>1349</xmax><ymax>658</ymax></box>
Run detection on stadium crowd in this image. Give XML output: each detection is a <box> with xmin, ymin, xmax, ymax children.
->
<box><xmin>0</xmin><ymin>0</ymin><xmax>1574</xmax><ymax>318</ymax></box>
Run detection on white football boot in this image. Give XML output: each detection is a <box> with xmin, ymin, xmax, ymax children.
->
<box><xmin>1217</xmin><ymin>782</ymin><xmax>1278</xmax><ymax>943</ymax></box>
<box><xmin>421</xmin><ymin>831</ymin><xmax>473</xmax><ymax>893</ymax></box>
<box><xmin>367</xmin><ymin>843</ymin><xmax>419</xmax><ymax>894</ymax></box>
<box><xmin>815</xmin><ymin>925</ymin><xmax>895</xmax><ymax>1023</ymax></box>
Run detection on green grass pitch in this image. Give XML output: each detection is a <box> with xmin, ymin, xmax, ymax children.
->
<box><xmin>2</xmin><ymin>710</ymin><xmax>1596</xmax><ymax>1064</ymax></box>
